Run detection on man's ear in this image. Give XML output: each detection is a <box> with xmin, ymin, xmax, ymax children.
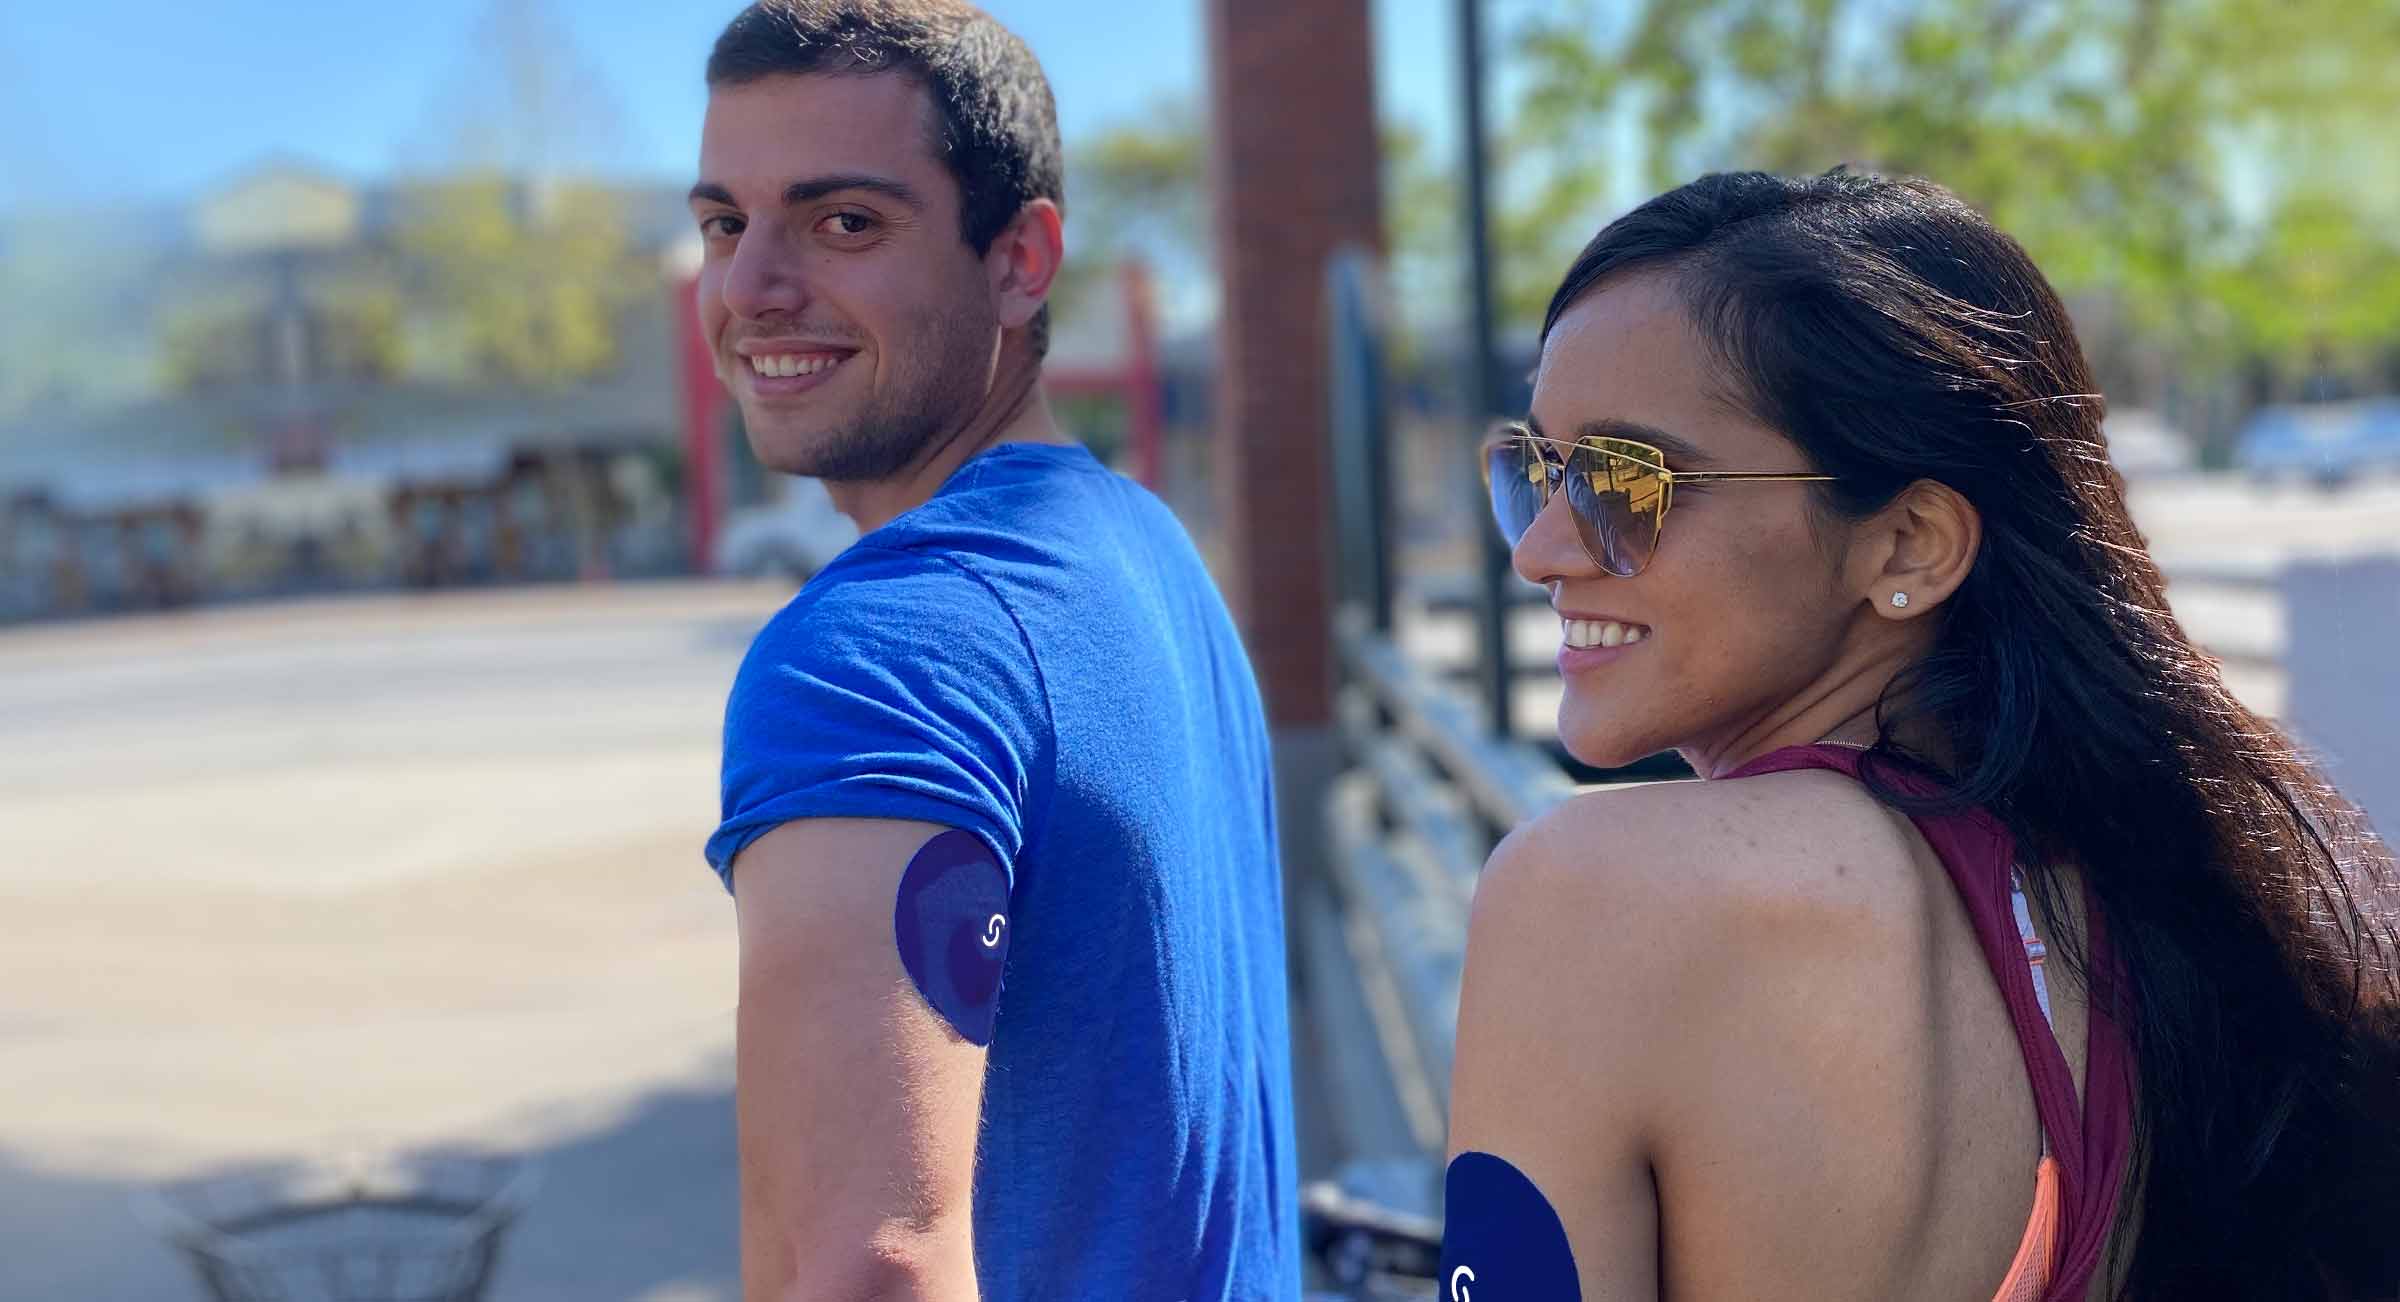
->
<box><xmin>1850</xmin><ymin>478</ymin><xmax>1980</xmax><ymax>619</ymax></box>
<box><xmin>987</xmin><ymin>198</ymin><xmax>1064</xmax><ymax>331</ymax></box>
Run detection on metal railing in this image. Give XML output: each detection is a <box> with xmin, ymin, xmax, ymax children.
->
<box><xmin>1322</xmin><ymin>605</ymin><xmax>1575</xmax><ymax>1142</ymax></box>
<box><xmin>1302</xmin><ymin>249</ymin><xmax>1580</xmax><ymax>1295</ymax></box>
<box><xmin>138</xmin><ymin>1157</ymin><xmax>536</xmax><ymax>1302</ymax></box>
<box><xmin>1300</xmin><ymin>604</ymin><xmax>1576</xmax><ymax>1296</ymax></box>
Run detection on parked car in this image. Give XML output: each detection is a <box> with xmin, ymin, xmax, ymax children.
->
<box><xmin>2236</xmin><ymin>399</ymin><xmax>2400</xmax><ymax>487</ymax></box>
<box><xmin>711</xmin><ymin>477</ymin><xmax>858</xmax><ymax>581</ymax></box>
<box><xmin>2102</xmin><ymin>408</ymin><xmax>2197</xmax><ymax>480</ymax></box>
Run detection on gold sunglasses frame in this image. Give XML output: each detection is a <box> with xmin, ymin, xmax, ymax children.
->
<box><xmin>1480</xmin><ymin>424</ymin><xmax>1838</xmax><ymax>577</ymax></box>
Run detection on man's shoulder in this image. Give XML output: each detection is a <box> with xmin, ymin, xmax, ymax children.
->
<box><xmin>771</xmin><ymin>541</ymin><xmax>1014</xmax><ymax>632</ymax></box>
<box><xmin>713</xmin><ymin>541</ymin><xmax>1056</xmax><ymax>873</ymax></box>
<box><xmin>735</xmin><ymin>542</ymin><xmax>1042</xmax><ymax>702</ymax></box>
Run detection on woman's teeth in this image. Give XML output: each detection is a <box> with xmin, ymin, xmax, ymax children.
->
<box><xmin>1563</xmin><ymin>618</ymin><xmax>1650</xmax><ymax>649</ymax></box>
<box><xmin>748</xmin><ymin>353</ymin><xmax>841</xmax><ymax>378</ymax></box>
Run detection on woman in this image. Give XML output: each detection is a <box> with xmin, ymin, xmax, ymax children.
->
<box><xmin>1439</xmin><ymin>170</ymin><xmax>2400</xmax><ymax>1301</ymax></box>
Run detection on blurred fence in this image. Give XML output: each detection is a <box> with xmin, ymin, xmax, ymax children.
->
<box><xmin>1303</xmin><ymin>252</ymin><xmax>1580</xmax><ymax>1231</ymax></box>
<box><xmin>1323</xmin><ymin>608</ymin><xmax>1572</xmax><ymax>1136</ymax></box>
<box><xmin>0</xmin><ymin>442</ymin><xmax>685</xmax><ymax>624</ymax></box>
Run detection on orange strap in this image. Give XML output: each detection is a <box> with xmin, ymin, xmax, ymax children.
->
<box><xmin>1991</xmin><ymin>1155</ymin><xmax>2065</xmax><ymax>1302</ymax></box>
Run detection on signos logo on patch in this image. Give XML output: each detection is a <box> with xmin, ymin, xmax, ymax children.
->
<box><xmin>1443</xmin><ymin>1150</ymin><xmax>1580</xmax><ymax>1299</ymax></box>
<box><xmin>895</xmin><ymin>830</ymin><xmax>1010</xmax><ymax>1047</ymax></box>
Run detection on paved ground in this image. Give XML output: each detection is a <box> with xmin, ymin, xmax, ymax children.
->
<box><xmin>2</xmin><ymin>582</ymin><xmax>781</xmax><ymax>1301</ymax></box>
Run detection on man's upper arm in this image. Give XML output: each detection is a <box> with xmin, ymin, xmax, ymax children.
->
<box><xmin>732</xmin><ymin>816</ymin><xmax>990</xmax><ymax>1302</ymax></box>
<box><xmin>707</xmin><ymin>545</ymin><xmax>1049</xmax><ymax>892</ymax></box>
<box><xmin>707</xmin><ymin>546</ymin><xmax>1049</xmax><ymax>1299</ymax></box>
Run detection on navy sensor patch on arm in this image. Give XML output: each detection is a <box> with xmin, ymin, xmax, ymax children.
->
<box><xmin>1440</xmin><ymin>1150</ymin><xmax>1581</xmax><ymax>1301</ymax></box>
<box><xmin>892</xmin><ymin>829</ymin><xmax>1011</xmax><ymax>1046</ymax></box>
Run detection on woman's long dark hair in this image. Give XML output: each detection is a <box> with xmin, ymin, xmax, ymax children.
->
<box><xmin>1542</xmin><ymin>170</ymin><xmax>2400</xmax><ymax>1299</ymax></box>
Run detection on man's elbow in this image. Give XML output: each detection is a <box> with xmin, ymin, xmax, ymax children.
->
<box><xmin>752</xmin><ymin>1224</ymin><xmax>978</xmax><ymax>1302</ymax></box>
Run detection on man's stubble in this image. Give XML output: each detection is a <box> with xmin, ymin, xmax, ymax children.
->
<box><xmin>749</xmin><ymin>292</ymin><xmax>1002</xmax><ymax>484</ymax></box>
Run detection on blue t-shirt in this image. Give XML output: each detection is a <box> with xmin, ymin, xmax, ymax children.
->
<box><xmin>707</xmin><ymin>442</ymin><xmax>1300</xmax><ymax>1300</ymax></box>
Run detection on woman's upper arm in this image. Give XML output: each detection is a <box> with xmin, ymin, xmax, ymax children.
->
<box><xmin>1446</xmin><ymin>803</ymin><xmax>1702</xmax><ymax>1301</ymax></box>
<box><xmin>1446</xmin><ymin>775</ymin><xmax>1928</xmax><ymax>1302</ymax></box>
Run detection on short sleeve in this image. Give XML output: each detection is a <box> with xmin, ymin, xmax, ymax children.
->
<box><xmin>703</xmin><ymin>544</ymin><xmax>1052</xmax><ymax>893</ymax></box>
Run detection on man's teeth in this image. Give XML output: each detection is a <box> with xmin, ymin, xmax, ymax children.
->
<box><xmin>747</xmin><ymin>353</ymin><xmax>841</xmax><ymax>378</ymax></box>
<box><xmin>1563</xmin><ymin>618</ymin><xmax>1650</xmax><ymax>649</ymax></box>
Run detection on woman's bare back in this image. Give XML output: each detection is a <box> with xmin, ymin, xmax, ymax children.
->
<box><xmin>1447</xmin><ymin>768</ymin><xmax>2130</xmax><ymax>1300</ymax></box>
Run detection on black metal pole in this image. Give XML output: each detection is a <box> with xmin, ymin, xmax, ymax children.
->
<box><xmin>1457</xmin><ymin>0</ymin><xmax>1513</xmax><ymax>738</ymax></box>
<box><xmin>1326</xmin><ymin>250</ymin><xmax>1396</xmax><ymax>636</ymax></box>
<box><xmin>1358</xmin><ymin>262</ymin><xmax>1395</xmax><ymax>636</ymax></box>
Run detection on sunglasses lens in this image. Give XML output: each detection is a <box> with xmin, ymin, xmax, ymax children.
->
<box><xmin>1562</xmin><ymin>444</ymin><xmax>1666</xmax><ymax>578</ymax></box>
<box><xmin>1484</xmin><ymin>436</ymin><xmax>1546</xmax><ymax>547</ymax></box>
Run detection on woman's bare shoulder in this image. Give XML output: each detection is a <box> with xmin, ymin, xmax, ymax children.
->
<box><xmin>1456</xmin><ymin>769</ymin><xmax>1939</xmax><ymax>1136</ymax></box>
<box><xmin>1480</xmin><ymin>768</ymin><xmax>1930</xmax><ymax>943</ymax></box>
<box><xmin>1440</xmin><ymin>768</ymin><xmax>1948</xmax><ymax>1287</ymax></box>
<box><xmin>1451</xmin><ymin>769</ymin><xmax>1954</xmax><ymax>1291</ymax></box>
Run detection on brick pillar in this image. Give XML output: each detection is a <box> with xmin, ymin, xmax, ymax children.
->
<box><xmin>1206</xmin><ymin>0</ymin><xmax>1383</xmax><ymax>728</ymax></box>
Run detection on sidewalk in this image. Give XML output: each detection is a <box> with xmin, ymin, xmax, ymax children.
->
<box><xmin>1</xmin><ymin>581</ymin><xmax>781</xmax><ymax>1300</ymax></box>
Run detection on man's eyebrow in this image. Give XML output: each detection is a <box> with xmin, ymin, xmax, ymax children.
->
<box><xmin>784</xmin><ymin>173</ymin><xmax>922</xmax><ymax>209</ymax></box>
<box><xmin>686</xmin><ymin>175</ymin><xmax>925</xmax><ymax>209</ymax></box>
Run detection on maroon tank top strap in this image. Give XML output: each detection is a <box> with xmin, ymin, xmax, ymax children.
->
<box><xmin>1724</xmin><ymin>744</ymin><xmax>2135</xmax><ymax>1300</ymax></box>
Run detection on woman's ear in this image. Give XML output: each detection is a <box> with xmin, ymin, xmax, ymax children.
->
<box><xmin>1852</xmin><ymin>479</ymin><xmax>1980</xmax><ymax>619</ymax></box>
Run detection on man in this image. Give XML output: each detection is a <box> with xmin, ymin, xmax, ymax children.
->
<box><xmin>691</xmin><ymin>3</ymin><xmax>1299</xmax><ymax>1298</ymax></box>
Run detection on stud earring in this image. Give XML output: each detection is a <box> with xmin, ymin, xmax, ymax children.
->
<box><xmin>1890</xmin><ymin>592</ymin><xmax>1910</xmax><ymax>609</ymax></box>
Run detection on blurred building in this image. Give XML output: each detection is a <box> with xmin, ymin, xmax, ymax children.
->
<box><xmin>0</xmin><ymin>161</ymin><xmax>697</xmax><ymax>618</ymax></box>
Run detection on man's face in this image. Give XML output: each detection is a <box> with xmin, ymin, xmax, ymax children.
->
<box><xmin>691</xmin><ymin>72</ymin><xmax>1001</xmax><ymax>481</ymax></box>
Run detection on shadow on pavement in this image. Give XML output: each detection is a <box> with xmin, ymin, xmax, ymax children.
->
<box><xmin>3</xmin><ymin>1078</ymin><xmax>739</xmax><ymax>1302</ymax></box>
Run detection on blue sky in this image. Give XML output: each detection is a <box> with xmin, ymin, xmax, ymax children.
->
<box><xmin>0</xmin><ymin>0</ymin><xmax>1471</xmax><ymax>209</ymax></box>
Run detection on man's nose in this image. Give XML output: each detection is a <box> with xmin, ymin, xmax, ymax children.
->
<box><xmin>719</xmin><ymin>222</ymin><xmax>809</xmax><ymax>322</ymax></box>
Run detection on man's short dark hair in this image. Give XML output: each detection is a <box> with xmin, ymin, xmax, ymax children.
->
<box><xmin>708</xmin><ymin>0</ymin><xmax>1065</xmax><ymax>356</ymax></box>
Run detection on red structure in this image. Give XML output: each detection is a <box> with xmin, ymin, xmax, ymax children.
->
<box><xmin>674</xmin><ymin>274</ymin><xmax>730</xmax><ymax>576</ymax></box>
<box><xmin>674</xmin><ymin>261</ymin><xmax>1165</xmax><ymax>574</ymax></box>
<box><xmin>1044</xmin><ymin>262</ymin><xmax>1167</xmax><ymax>490</ymax></box>
<box><xmin>1206</xmin><ymin>0</ymin><xmax>1383</xmax><ymax>728</ymax></box>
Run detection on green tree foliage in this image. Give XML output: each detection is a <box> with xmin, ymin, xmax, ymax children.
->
<box><xmin>157</xmin><ymin>291</ymin><xmax>263</xmax><ymax>393</ymax></box>
<box><xmin>318</xmin><ymin>281</ymin><xmax>407</xmax><ymax>382</ymax></box>
<box><xmin>1505</xmin><ymin>0</ymin><xmax>2399</xmax><ymax>380</ymax></box>
<box><xmin>397</xmin><ymin>174</ymin><xmax>638</xmax><ymax>388</ymax></box>
<box><xmin>156</xmin><ymin>278</ymin><xmax>406</xmax><ymax>394</ymax></box>
<box><xmin>1054</xmin><ymin>99</ymin><xmax>1211</xmax><ymax>326</ymax></box>
<box><xmin>1036</xmin><ymin>0</ymin><xmax>2393</xmax><ymax>401</ymax></box>
<box><xmin>0</xmin><ymin>226</ymin><xmax>155</xmax><ymax>418</ymax></box>
<box><xmin>1058</xmin><ymin>105</ymin><xmax>1531</xmax><ymax>343</ymax></box>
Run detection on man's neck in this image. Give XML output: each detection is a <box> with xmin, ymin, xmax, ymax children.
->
<box><xmin>823</xmin><ymin>343</ymin><xmax>1068</xmax><ymax>535</ymax></box>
